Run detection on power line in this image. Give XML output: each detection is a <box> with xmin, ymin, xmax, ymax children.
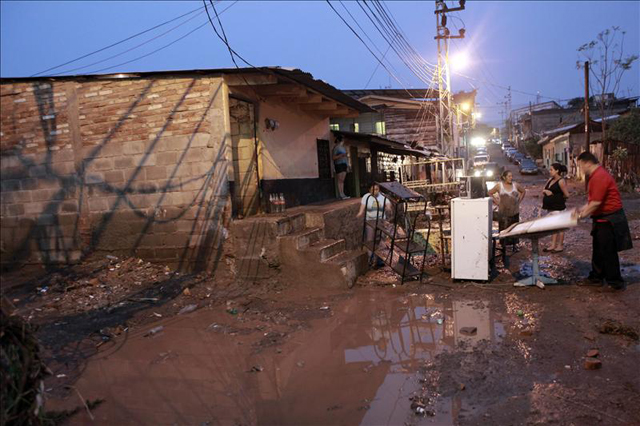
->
<box><xmin>84</xmin><ymin>1</ymin><xmax>238</xmax><ymax>75</ymax></box>
<box><xmin>325</xmin><ymin>1</ymin><xmax>411</xmax><ymax>91</ymax></box>
<box><xmin>31</xmin><ymin>4</ymin><xmax>208</xmax><ymax>77</ymax></box>
<box><xmin>337</xmin><ymin>1</ymin><xmax>411</xmax><ymax>89</ymax></box>
<box><xmin>58</xmin><ymin>9</ymin><xmax>206</xmax><ymax>76</ymax></box>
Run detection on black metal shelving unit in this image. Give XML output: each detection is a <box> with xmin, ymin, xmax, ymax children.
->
<box><xmin>361</xmin><ymin>182</ymin><xmax>432</xmax><ymax>284</ymax></box>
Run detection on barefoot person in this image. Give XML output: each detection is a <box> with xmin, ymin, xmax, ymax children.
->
<box><xmin>576</xmin><ymin>152</ymin><xmax>632</xmax><ymax>291</ymax></box>
<box><xmin>542</xmin><ymin>163</ymin><xmax>570</xmax><ymax>253</ymax></box>
<box><xmin>489</xmin><ymin>170</ymin><xmax>526</xmax><ymax>250</ymax></box>
<box><xmin>333</xmin><ymin>136</ymin><xmax>349</xmax><ymax>199</ymax></box>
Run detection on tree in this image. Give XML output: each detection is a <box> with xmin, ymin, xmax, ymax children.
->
<box><xmin>609</xmin><ymin>109</ymin><xmax>640</xmax><ymax>145</ymax></box>
<box><xmin>576</xmin><ymin>26</ymin><xmax>639</xmax><ymax>142</ymax></box>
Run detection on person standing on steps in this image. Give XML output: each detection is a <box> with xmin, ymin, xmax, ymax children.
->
<box><xmin>488</xmin><ymin>170</ymin><xmax>526</xmax><ymax>251</ymax></box>
<box><xmin>541</xmin><ymin>163</ymin><xmax>570</xmax><ymax>253</ymax></box>
<box><xmin>357</xmin><ymin>183</ymin><xmax>391</xmax><ymax>269</ymax></box>
<box><xmin>576</xmin><ymin>151</ymin><xmax>632</xmax><ymax>291</ymax></box>
<box><xmin>332</xmin><ymin>135</ymin><xmax>350</xmax><ymax>200</ymax></box>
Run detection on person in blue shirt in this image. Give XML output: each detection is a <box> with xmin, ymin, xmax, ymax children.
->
<box><xmin>332</xmin><ymin>136</ymin><xmax>350</xmax><ymax>199</ymax></box>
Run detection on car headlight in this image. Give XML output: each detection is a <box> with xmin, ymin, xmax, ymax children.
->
<box><xmin>474</xmin><ymin>170</ymin><xmax>481</xmax><ymax>177</ymax></box>
<box><xmin>486</xmin><ymin>170</ymin><xmax>494</xmax><ymax>177</ymax></box>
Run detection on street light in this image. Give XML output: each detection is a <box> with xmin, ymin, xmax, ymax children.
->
<box><xmin>451</xmin><ymin>52</ymin><xmax>469</xmax><ymax>70</ymax></box>
<box><xmin>460</xmin><ymin>102</ymin><xmax>471</xmax><ymax>112</ymax></box>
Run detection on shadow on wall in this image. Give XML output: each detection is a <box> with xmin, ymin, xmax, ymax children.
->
<box><xmin>0</xmin><ymin>78</ymin><xmax>230</xmax><ymax>274</ymax></box>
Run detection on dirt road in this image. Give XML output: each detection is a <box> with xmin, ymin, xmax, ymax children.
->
<box><xmin>6</xmin><ymin>144</ymin><xmax>640</xmax><ymax>425</ymax></box>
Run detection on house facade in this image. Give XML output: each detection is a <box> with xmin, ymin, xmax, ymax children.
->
<box><xmin>0</xmin><ymin>67</ymin><xmax>371</xmax><ymax>271</ymax></box>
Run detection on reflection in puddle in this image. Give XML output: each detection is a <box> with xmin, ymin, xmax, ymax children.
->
<box><xmin>253</xmin><ymin>291</ymin><xmax>505</xmax><ymax>426</ymax></box>
<box><xmin>56</xmin><ymin>292</ymin><xmax>507</xmax><ymax>426</ymax></box>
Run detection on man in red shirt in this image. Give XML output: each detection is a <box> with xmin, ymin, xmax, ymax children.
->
<box><xmin>577</xmin><ymin>151</ymin><xmax>632</xmax><ymax>290</ymax></box>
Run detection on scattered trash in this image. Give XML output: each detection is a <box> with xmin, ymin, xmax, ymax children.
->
<box><xmin>586</xmin><ymin>349</ymin><xmax>599</xmax><ymax>358</ymax></box>
<box><xmin>564</xmin><ymin>365</ymin><xmax>571</xmax><ymax>370</ymax></box>
<box><xmin>415</xmin><ymin>406</ymin><xmax>426</xmax><ymax>415</ymax></box>
<box><xmin>460</xmin><ymin>326</ymin><xmax>477</xmax><ymax>336</ymax></box>
<box><xmin>584</xmin><ymin>357</ymin><xmax>602</xmax><ymax>370</ymax></box>
<box><xmin>598</xmin><ymin>320</ymin><xmax>639</xmax><ymax>341</ymax></box>
<box><xmin>458</xmin><ymin>383</ymin><xmax>466</xmax><ymax>391</ymax></box>
<box><xmin>296</xmin><ymin>361</ymin><xmax>306</xmax><ymax>368</ymax></box>
<box><xmin>249</xmin><ymin>365</ymin><xmax>264</xmax><ymax>372</ymax></box>
<box><xmin>178</xmin><ymin>304</ymin><xmax>197</xmax><ymax>315</ymax></box>
<box><xmin>319</xmin><ymin>306</ymin><xmax>330</xmax><ymax>311</ymax></box>
<box><xmin>56</xmin><ymin>374</ymin><xmax>67</xmax><ymax>378</ymax></box>
<box><xmin>144</xmin><ymin>326</ymin><xmax>164</xmax><ymax>337</ymax></box>
<box><xmin>152</xmin><ymin>312</ymin><xmax>162</xmax><ymax>318</ymax></box>
<box><xmin>226</xmin><ymin>308</ymin><xmax>238</xmax><ymax>315</ymax></box>
<box><xmin>106</xmin><ymin>255</ymin><xmax>118</xmax><ymax>261</ymax></box>
<box><xmin>275</xmin><ymin>348</ymin><xmax>282</xmax><ymax>354</ymax></box>
<box><xmin>516</xmin><ymin>310</ymin><xmax>524</xmax><ymax>317</ymax></box>
<box><xmin>519</xmin><ymin>328</ymin><xmax>534</xmax><ymax>337</ymax></box>
<box><xmin>183</xmin><ymin>288</ymin><xmax>191</xmax><ymax>296</ymax></box>
<box><xmin>129</xmin><ymin>297</ymin><xmax>159</xmax><ymax>303</ymax></box>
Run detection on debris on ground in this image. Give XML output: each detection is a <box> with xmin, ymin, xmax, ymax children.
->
<box><xmin>598</xmin><ymin>320</ymin><xmax>639</xmax><ymax>340</ymax></box>
<box><xmin>0</xmin><ymin>304</ymin><xmax>49</xmax><ymax>425</ymax></box>
<box><xmin>144</xmin><ymin>326</ymin><xmax>164</xmax><ymax>337</ymax></box>
<box><xmin>586</xmin><ymin>349</ymin><xmax>599</xmax><ymax>358</ymax></box>
<box><xmin>249</xmin><ymin>365</ymin><xmax>264</xmax><ymax>372</ymax></box>
<box><xmin>584</xmin><ymin>357</ymin><xmax>602</xmax><ymax>370</ymax></box>
<box><xmin>178</xmin><ymin>304</ymin><xmax>198</xmax><ymax>315</ymax></box>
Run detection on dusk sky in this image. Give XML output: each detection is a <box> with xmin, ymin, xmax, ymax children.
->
<box><xmin>2</xmin><ymin>1</ymin><xmax>638</xmax><ymax>125</ymax></box>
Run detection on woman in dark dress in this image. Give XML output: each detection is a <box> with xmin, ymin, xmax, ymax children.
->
<box><xmin>542</xmin><ymin>163</ymin><xmax>570</xmax><ymax>252</ymax></box>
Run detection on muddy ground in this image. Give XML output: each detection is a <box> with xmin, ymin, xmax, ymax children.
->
<box><xmin>3</xmin><ymin>145</ymin><xmax>640</xmax><ymax>425</ymax></box>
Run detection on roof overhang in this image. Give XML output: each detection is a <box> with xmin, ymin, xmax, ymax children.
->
<box><xmin>1</xmin><ymin>66</ymin><xmax>375</xmax><ymax>118</ymax></box>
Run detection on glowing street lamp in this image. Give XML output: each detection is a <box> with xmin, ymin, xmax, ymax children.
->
<box><xmin>460</xmin><ymin>102</ymin><xmax>471</xmax><ymax>112</ymax></box>
<box><xmin>451</xmin><ymin>52</ymin><xmax>469</xmax><ymax>71</ymax></box>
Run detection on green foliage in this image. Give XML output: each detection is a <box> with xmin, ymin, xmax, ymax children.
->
<box><xmin>524</xmin><ymin>138</ymin><xmax>542</xmax><ymax>159</ymax></box>
<box><xmin>609</xmin><ymin>109</ymin><xmax>640</xmax><ymax>145</ymax></box>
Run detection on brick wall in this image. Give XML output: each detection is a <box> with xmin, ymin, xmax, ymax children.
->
<box><xmin>0</xmin><ymin>75</ymin><xmax>231</xmax><ymax>272</ymax></box>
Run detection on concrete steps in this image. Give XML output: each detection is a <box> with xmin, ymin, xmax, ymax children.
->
<box><xmin>303</xmin><ymin>238</ymin><xmax>346</xmax><ymax>262</ymax></box>
<box><xmin>231</xmin><ymin>202</ymin><xmax>368</xmax><ymax>288</ymax></box>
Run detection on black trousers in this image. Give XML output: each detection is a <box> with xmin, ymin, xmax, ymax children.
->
<box><xmin>591</xmin><ymin>221</ymin><xmax>623</xmax><ymax>285</ymax></box>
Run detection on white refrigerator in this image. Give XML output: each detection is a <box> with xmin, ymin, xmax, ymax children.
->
<box><xmin>451</xmin><ymin>197</ymin><xmax>493</xmax><ymax>281</ymax></box>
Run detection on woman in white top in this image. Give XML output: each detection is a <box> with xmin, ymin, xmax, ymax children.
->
<box><xmin>488</xmin><ymin>170</ymin><xmax>526</xmax><ymax>248</ymax></box>
<box><xmin>357</xmin><ymin>183</ymin><xmax>391</xmax><ymax>268</ymax></box>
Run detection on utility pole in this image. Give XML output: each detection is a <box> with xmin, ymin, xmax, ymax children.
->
<box><xmin>506</xmin><ymin>85</ymin><xmax>512</xmax><ymax>142</ymax></box>
<box><xmin>583</xmin><ymin>61</ymin><xmax>590</xmax><ymax>188</ymax></box>
<box><xmin>434</xmin><ymin>0</ymin><xmax>466</xmax><ymax>157</ymax></box>
<box><xmin>584</xmin><ymin>61</ymin><xmax>590</xmax><ymax>147</ymax></box>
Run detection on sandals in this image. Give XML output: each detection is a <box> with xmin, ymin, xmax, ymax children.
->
<box><xmin>542</xmin><ymin>247</ymin><xmax>554</xmax><ymax>252</ymax></box>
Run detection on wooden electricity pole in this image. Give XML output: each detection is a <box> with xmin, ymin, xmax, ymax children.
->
<box><xmin>584</xmin><ymin>61</ymin><xmax>590</xmax><ymax>147</ymax></box>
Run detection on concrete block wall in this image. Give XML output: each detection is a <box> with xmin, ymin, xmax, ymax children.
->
<box><xmin>0</xmin><ymin>76</ymin><xmax>231</xmax><ymax>272</ymax></box>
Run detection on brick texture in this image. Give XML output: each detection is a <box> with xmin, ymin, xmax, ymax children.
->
<box><xmin>1</xmin><ymin>76</ymin><xmax>231</xmax><ymax>272</ymax></box>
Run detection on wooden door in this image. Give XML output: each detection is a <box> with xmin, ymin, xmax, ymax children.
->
<box><xmin>229</xmin><ymin>98</ymin><xmax>259</xmax><ymax>217</ymax></box>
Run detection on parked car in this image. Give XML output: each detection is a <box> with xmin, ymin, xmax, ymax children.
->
<box><xmin>519</xmin><ymin>159</ymin><xmax>539</xmax><ymax>175</ymax></box>
<box><xmin>512</xmin><ymin>152</ymin><xmax>526</xmax><ymax>165</ymax></box>
<box><xmin>502</xmin><ymin>143</ymin><xmax>513</xmax><ymax>152</ymax></box>
<box><xmin>504</xmin><ymin>148</ymin><xmax>518</xmax><ymax>160</ymax></box>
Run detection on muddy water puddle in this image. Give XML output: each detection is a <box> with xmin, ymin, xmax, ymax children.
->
<box><xmin>52</xmin><ymin>290</ymin><xmax>507</xmax><ymax>425</ymax></box>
